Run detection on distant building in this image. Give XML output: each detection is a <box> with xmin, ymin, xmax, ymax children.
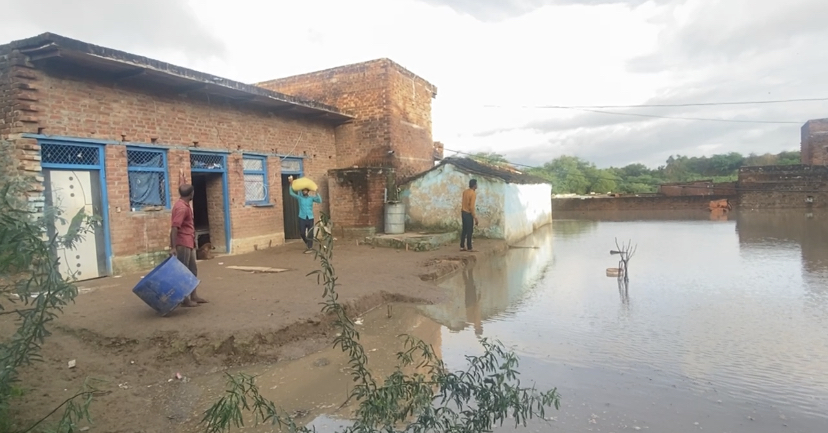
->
<box><xmin>400</xmin><ymin>157</ymin><xmax>552</xmax><ymax>243</ymax></box>
<box><xmin>800</xmin><ymin>118</ymin><xmax>828</xmax><ymax>165</ymax></box>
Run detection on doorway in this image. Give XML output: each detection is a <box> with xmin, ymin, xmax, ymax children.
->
<box><xmin>40</xmin><ymin>141</ymin><xmax>111</xmax><ymax>281</ymax></box>
<box><xmin>281</xmin><ymin>174</ymin><xmax>300</xmax><ymax>239</ymax></box>
<box><xmin>280</xmin><ymin>157</ymin><xmax>304</xmax><ymax>240</ymax></box>
<box><xmin>190</xmin><ymin>152</ymin><xmax>231</xmax><ymax>253</ymax></box>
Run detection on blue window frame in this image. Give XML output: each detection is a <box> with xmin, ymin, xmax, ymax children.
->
<box><xmin>242</xmin><ymin>155</ymin><xmax>268</xmax><ymax>205</ymax></box>
<box><xmin>126</xmin><ymin>147</ymin><xmax>170</xmax><ymax>210</ymax></box>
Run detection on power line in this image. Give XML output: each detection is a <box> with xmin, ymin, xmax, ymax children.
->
<box><xmin>480</xmin><ymin>96</ymin><xmax>828</xmax><ymax>124</ymax></box>
<box><xmin>555</xmin><ymin>108</ymin><xmax>801</xmax><ymax>124</ymax></box>
<box><xmin>481</xmin><ymin>105</ymin><xmax>802</xmax><ymax>124</ymax></box>
<box><xmin>522</xmin><ymin>96</ymin><xmax>828</xmax><ymax>109</ymax></box>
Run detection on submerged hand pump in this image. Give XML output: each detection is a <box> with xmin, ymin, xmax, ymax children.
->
<box><xmin>610</xmin><ymin>238</ymin><xmax>637</xmax><ymax>283</ymax></box>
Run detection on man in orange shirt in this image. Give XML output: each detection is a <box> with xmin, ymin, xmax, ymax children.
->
<box><xmin>460</xmin><ymin>179</ymin><xmax>479</xmax><ymax>252</ymax></box>
<box><xmin>170</xmin><ymin>184</ymin><xmax>208</xmax><ymax>307</ymax></box>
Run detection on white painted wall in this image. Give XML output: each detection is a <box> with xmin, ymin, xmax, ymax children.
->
<box><xmin>401</xmin><ymin>164</ymin><xmax>506</xmax><ymax>239</ymax></box>
<box><xmin>401</xmin><ymin>163</ymin><xmax>551</xmax><ymax>242</ymax></box>
<box><xmin>503</xmin><ymin>183</ymin><xmax>553</xmax><ymax>243</ymax></box>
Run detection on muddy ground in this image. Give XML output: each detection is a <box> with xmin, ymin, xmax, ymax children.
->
<box><xmin>2</xmin><ymin>238</ymin><xmax>505</xmax><ymax>433</ymax></box>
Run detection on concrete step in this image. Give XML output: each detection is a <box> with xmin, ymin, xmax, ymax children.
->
<box><xmin>366</xmin><ymin>232</ymin><xmax>457</xmax><ymax>251</ymax></box>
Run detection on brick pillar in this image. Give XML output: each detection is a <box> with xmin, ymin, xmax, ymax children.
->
<box><xmin>328</xmin><ymin>167</ymin><xmax>391</xmax><ymax>239</ymax></box>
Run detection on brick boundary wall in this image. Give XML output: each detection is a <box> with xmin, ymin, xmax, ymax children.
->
<box><xmin>552</xmin><ymin>195</ymin><xmax>737</xmax><ymax>213</ymax></box>
<box><xmin>739</xmin><ymin>164</ymin><xmax>828</xmax><ymax>209</ymax></box>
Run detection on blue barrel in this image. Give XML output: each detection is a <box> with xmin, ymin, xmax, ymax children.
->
<box><xmin>132</xmin><ymin>256</ymin><xmax>200</xmax><ymax>316</ymax></box>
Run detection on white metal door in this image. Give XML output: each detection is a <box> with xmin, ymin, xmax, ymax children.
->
<box><xmin>49</xmin><ymin>170</ymin><xmax>101</xmax><ymax>281</ymax></box>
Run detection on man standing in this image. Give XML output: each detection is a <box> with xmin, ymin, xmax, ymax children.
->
<box><xmin>289</xmin><ymin>176</ymin><xmax>322</xmax><ymax>253</ymax></box>
<box><xmin>170</xmin><ymin>184</ymin><xmax>208</xmax><ymax>307</ymax></box>
<box><xmin>460</xmin><ymin>179</ymin><xmax>479</xmax><ymax>252</ymax></box>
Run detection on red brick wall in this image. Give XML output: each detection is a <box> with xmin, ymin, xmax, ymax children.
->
<box><xmin>387</xmin><ymin>65</ymin><xmax>437</xmax><ymax>179</ymax></box>
<box><xmin>0</xmin><ymin>48</ymin><xmax>37</xmax><ymax>138</ymax></box>
<box><xmin>738</xmin><ymin>164</ymin><xmax>828</xmax><ymax>209</ymax></box>
<box><xmin>658</xmin><ymin>181</ymin><xmax>737</xmax><ymax>196</ymax></box>
<box><xmin>801</xmin><ymin>119</ymin><xmax>828</xmax><ymax>165</ymax></box>
<box><xmin>328</xmin><ymin>167</ymin><xmax>389</xmax><ymax>239</ymax></box>
<box><xmin>258</xmin><ymin>59</ymin><xmax>437</xmax><ymax>180</ymax></box>
<box><xmin>552</xmin><ymin>195</ymin><xmax>735</xmax><ymax>213</ymax></box>
<box><xmin>13</xmin><ymin>61</ymin><xmax>338</xmax><ymax>271</ymax></box>
<box><xmin>659</xmin><ymin>181</ymin><xmax>713</xmax><ymax>196</ymax></box>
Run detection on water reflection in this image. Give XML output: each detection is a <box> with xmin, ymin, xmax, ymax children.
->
<box><xmin>736</xmin><ymin>210</ymin><xmax>828</xmax><ymax>307</ymax></box>
<box><xmin>433</xmin><ymin>211</ymin><xmax>828</xmax><ymax>431</ymax></box>
<box><xmin>462</xmin><ymin>267</ymin><xmax>483</xmax><ymax>336</ymax></box>
<box><xmin>551</xmin><ymin>218</ymin><xmax>597</xmax><ymax>239</ymax></box>
<box><xmin>419</xmin><ymin>225</ymin><xmax>555</xmax><ymax>335</ymax></box>
<box><xmin>617</xmin><ymin>277</ymin><xmax>630</xmax><ymax>306</ymax></box>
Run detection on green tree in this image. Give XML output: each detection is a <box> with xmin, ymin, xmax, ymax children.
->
<box><xmin>1</xmin><ymin>141</ymin><xmax>99</xmax><ymax>433</ymax></box>
<box><xmin>470</xmin><ymin>152</ymin><xmax>512</xmax><ymax>168</ymax></box>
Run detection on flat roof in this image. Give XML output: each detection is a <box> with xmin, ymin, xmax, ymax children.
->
<box><xmin>1</xmin><ymin>33</ymin><xmax>353</xmax><ymax>123</ymax></box>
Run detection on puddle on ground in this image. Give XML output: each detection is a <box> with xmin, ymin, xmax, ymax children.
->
<box><xmin>164</xmin><ymin>304</ymin><xmax>444</xmax><ymax>432</ymax></box>
<box><xmin>168</xmin><ymin>210</ymin><xmax>828</xmax><ymax>433</ymax></box>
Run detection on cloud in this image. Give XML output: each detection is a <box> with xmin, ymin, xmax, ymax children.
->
<box><xmin>0</xmin><ymin>0</ymin><xmax>823</xmax><ymax>170</ymax></box>
<box><xmin>454</xmin><ymin>0</ymin><xmax>828</xmax><ymax>168</ymax></box>
<box><xmin>0</xmin><ymin>0</ymin><xmax>226</xmax><ymax>61</ymax></box>
<box><xmin>416</xmin><ymin>0</ymin><xmax>671</xmax><ymax>21</ymax></box>
<box><xmin>629</xmin><ymin>0</ymin><xmax>828</xmax><ymax>72</ymax></box>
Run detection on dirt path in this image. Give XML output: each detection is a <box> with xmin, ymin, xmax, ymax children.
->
<box><xmin>2</xmin><ymin>238</ymin><xmax>505</xmax><ymax>432</ymax></box>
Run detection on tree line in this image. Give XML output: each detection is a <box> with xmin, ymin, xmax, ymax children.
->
<box><xmin>470</xmin><ymin>150</ymin><xmax>801</xmax><ymax>195</ymax></box>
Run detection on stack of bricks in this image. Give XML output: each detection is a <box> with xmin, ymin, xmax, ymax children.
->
<box><xmin>1</xmin><ymin>49</ymin><xmax>45</xmax><ymax>216</ymax></box>
<box><xmin>327</xmin><ymin>167</ymin><xmax>390</xmax><ymax>239</ymax></box>
<box><xmin>800</xmin><ymin>118</ymin><xmax>828</xmax><ymax>166</ymax></box>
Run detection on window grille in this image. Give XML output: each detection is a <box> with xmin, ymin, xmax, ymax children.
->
<box><xmin>242</xmin><ymin>155</ymin><xmax>268</xmax><ymax>204</ymax></box>
<box><xmin>127</xmin><ymin>148</ymin><xmax>169</xmax><ymax>210</ymax></box>
<box><xmin>190</xmin><ymin>152</ymin><xmax>225</xmax><ymax>171</ymax></box>
<box><xmin>41</xmin><ymin>143</ymin><xmax>100</xmax><ymax>166</ymax></box>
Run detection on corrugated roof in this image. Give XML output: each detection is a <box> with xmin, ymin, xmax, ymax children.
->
<box><xmin>404</xmin><ymin>157</ymin><xmax>550</xmax><ymax>185</ymax></box>
<box><xmin>0</xmin><ymin>33</ymin><xmax>353</xmax><ymax>123</ymax></box>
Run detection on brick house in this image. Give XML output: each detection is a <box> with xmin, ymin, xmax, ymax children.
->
<box><xmin>0</xmin><ymin>33</ymin><xmax>438</xmax><ymax>280</ymax></box>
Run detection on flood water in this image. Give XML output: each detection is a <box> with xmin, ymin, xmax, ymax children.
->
<box><xmin>186</xmin><ymin>210</ymin><xmax>828</xmax><ymax>433</ymax></box>
<box><xmin>423</xmin><ymin>210</ymin><xmax>828</xmax><ymax>433</ymax></box>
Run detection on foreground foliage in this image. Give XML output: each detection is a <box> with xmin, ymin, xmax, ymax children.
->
<box><xmin>1</xmin><ymin>143</ymin><xmax>98</xmax><ymax>432</ymax></box>
<box><xmin>202</xmin><ymin>213</ymin><xmax>560</xmax><ymax>433</ymax></box>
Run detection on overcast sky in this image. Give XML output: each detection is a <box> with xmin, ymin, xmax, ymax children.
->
<box><xmin>4</xmin><ymin>0</ymin><xmax>828</xmax><ymax>168</ymax></box>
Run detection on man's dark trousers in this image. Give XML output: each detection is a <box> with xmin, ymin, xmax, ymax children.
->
<box><xmin>461</xmin><ymin>211</ymin><xmax>474</xmax><ymax>250</ymax></box>
<box><xmin>299</xmin><ymin>218</ymin><xmax>314</xmax><ymax>249</ymax></box>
